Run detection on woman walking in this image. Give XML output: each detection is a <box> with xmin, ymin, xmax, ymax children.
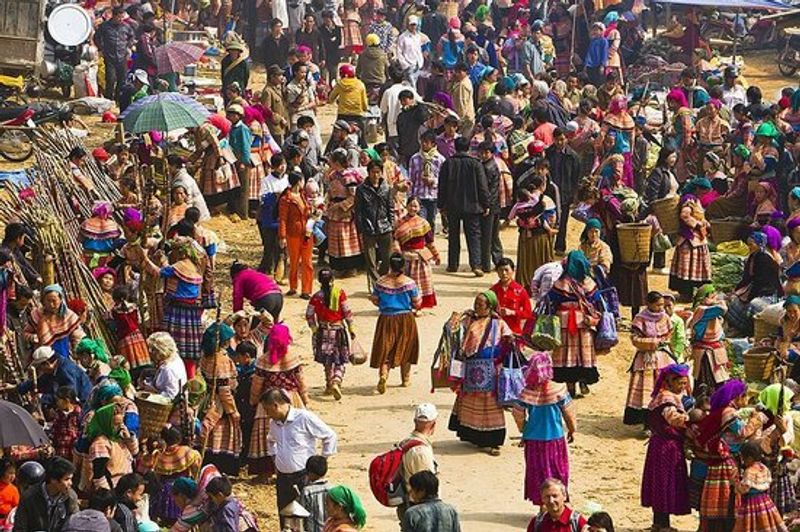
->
<box><xmin>369</xmin><ymin>253</ymin><xmax>420</xmax><ymax>393</ymax></box>
<box><xmin>306</xmin><ymin>267</ymin><xmax>355</xmax><ymax>400</ymax></box>
<box><xmin>394</xmin><ymin>197</ymin><xmax>441</xmax><ymax>310</ymax></box>
<box><xmin>669</xmin><ymin>193</ymin><xmax>712</xmax><ymax>300</ymax></box>
<box><xmin>687</xmin><ymin>284</ymin><xmax>730</xmax><ymax>391</ymax></box>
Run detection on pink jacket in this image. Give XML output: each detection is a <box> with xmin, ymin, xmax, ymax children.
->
<box><xmin>232</xmin><ymin>269</ymin><xmax>281</xmax><ymax>311</ymax></box>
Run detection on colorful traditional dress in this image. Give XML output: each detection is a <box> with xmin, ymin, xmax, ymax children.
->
<box><xmin>513</xmin><ymin>380</ymin><xmax>574</xmax><ymax>504</ymax></box>
<box><xmin>624</xmin><ymin>310</ymin><xmax>674</xmax><ymax>426</ymax></box>
<box><xmin>24</xmin><ymin>307</ymin><xmax>85</xmax><ymax>360</ymax></box>
<box><xmin>326</xmin><ymin>168</ymin><xmax>364</xmax><ymax>271</ymax></box>
<box><xmin>112</xmin><ymin>302</ymin><xmax>151</xmax><ymax>377</ymax></box>
<box><xmin>369</xmin><ymin>274</ymin><xmax>420</xmax><ymax>377</ymax></box>
<box><xmin>687</xmin><ymin>303</ymin><xmax>730</xmax><ymax>390</ymax></box>
<box><xmin>199</xmin><ymin>352</ymin><xmax>241</xmax><ymax>476</ymax></box>
<box><xmin>547</xmin><ymin>277</ymin><xmax>600</xmax><ymax>385</ymax></box>
<box><xmin>193</xmin><ymin>122</ymin><xmax>239</xmax><ymax>202</ymax></box>
<box><xmin>669</xmin><ymin>196</ymin><xmax>711</xmax><ymax>297</ymax></box>
<box><xmin>159</xmin><ymin>258</ymin><xmax>204</xmax><ymax>363</ymax></box>
<box><xmin>246</xmin><ymin>121</ymin><xmax>268</xmax><ymax>202</ymax></box>
<box><xmin>734</xmin><ymin>463</ymin><xmax>788</xmax><ymax>532</ymax></box>
<box><xmin>151</xmin><ymin>445</ymin><xmax>201</xmax><ymax>523</ymax></box>
<box><xmin>642</xmin><ymin>388</ymin><xmax>691</xmax><ymax>518</ymax></box>
<box><xmin>394</xmin><ymin>214</ymin><xmax>439</xmax><ymax>309</ymax></box>
<box><xmin>670</xmin><ymin>106</ymin><xmax>695</xmax><ymax>182</ymax></box>
<box><xmin>80</xmin><ymin>213</ymin><xmax>124</xmax><ymax>268</ymax></box>
<box><xmin>306</xmin><ymin>288</ymin><xmax>354</xmax><ymax>389</ymax></box>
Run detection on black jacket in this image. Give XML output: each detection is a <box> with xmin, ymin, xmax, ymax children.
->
<box><xmin>437</xmin><ymin>153</ymin><xmax>490</xmax><ymax>215</ymax></box>
<box><xmin>643</xmin><ymin>167</ymin><xmax>674</xmax><ymax>208</ymax></box>
<box><xmin>14</xmin><ymin>483</ymin><xmax>79</xmax><ymax>532</ymax></box>
<box><xmin>482</xmin><ymin>158</ymin><xmax>501</xmax><ymax>214</ymax></box>
<box><xmin>355</xmin><ymin>179</ymin><xmax>395</xmax><ymax>236</ymax></box>
<box><xmin>262</xmin><ymin>34</ymin><xmax>290</xmax><ymax>67</ymax></box>
<box><xmin>397</xmin><ymin>104</ymin><xmax>430</xmax><ymax>159</ymax></box>
<box><xmin>546</xmin><ymin>145</ymin><xmax>581</xmax><ymax>206</ymax></box>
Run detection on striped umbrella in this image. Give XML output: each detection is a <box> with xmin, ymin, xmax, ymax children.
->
<box><xmin>155</xmin><ymin>41</ymin><xmax>205</xmax><ymax>75</ymax></box>
<box><xmin>119</xmin><ymin>93</ymin><xmax>210</xmax><ymax>134</ymax></box>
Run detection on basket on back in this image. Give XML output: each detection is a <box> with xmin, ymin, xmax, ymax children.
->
<box><xmin>710</xmin><ymin>218</ymin><xmax>749</xmax><ymax>245</ymax></box>
<box><xmin>135</xmin><ymin>391</ymin><xmax>173</xmax><ymax>440</ymax></box>
<box><xmin>617</xmin><ymin>223</ymin><xmax>652</xmax><ymax>263</ymax></box>
<box><xmin>753</xmin><ymin>315</ymin><xmax>779</xmax><ymax>342</ymax></box>
<box><xmin>651</xmin><ymin>195</ymin><xmax>680</xmax><ymax>235</ymax></box>
<box><xmin>743</xmin><ymin>346</ymin><xmax>777</xmax><ymax>382</ymax></box>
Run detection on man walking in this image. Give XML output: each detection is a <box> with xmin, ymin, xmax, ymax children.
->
<box><xmin>437</xmin><ymin>137</ymin><xmax>490</xmax><ymax>277</ymax></box>
<box><xmin>355</xmin><ymin>160</ymin><xmax>395</xmax><ymax>289</ymax></box>
<box><xmin>408</xmin><ymin>130</ymin><xmax>445</xmax><ymax>230</ymax></box>
<box><xmin>395</xmin><ymin>16</ymin><xmax>425</xmax><ymax>88</ymax></box>
<box><xmin>95</xmin><ymin>7</ymin><xmax>135</xmax><ymax>102</ymax></box>
<box><xmin>546</xmin><ymin>127</ymin><xmax>581</xmax><ymax>255</ymax></box>
<box><xmin>396</xmin><ymin>404</ymin><xmax>439</xmax><ymax>522</ymax></box>
<box><xmin>477</xmin><ymin>140</ymin><xmax>503</xmax><ymax>272</ymax></box>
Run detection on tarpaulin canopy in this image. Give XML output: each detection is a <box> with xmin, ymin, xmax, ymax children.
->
<box><xmin>656</xmin><ymin>0</ymin><xmax>791</xmax><ymax>9</ymax></box>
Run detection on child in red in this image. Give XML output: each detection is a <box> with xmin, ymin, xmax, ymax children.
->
<box><xmin>111</xmin><ymin>285</ymin><xmax>152</xmax><ymax>381</ymax></box>
<box><xmin>0</xmin><ymin>458</ymin><xmax>18</xmax><ymax>528</ymax></box>
<box><xmin>51</xmin><ymin>386</ymin><xmax>81</xmax><ymax>462</ymax></box>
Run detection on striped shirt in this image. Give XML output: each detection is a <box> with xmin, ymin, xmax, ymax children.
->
<box><xmin>301</xmin><ymin>480</ymin><xmax>330</xmax><ymax>532</ymax></box>
<box><xmin>408</xmin><ymin>151</ymin><xmax>445</xmax><ymax>201</ymax></box>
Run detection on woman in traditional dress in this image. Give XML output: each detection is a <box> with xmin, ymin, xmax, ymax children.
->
<box><xmin>735</xmin><ymin>442</ymin><xmax>789</xmax><ymax>532</ymax></box>
<box><xmin>727</xmin><ymin>231</ymin><xmax>783</xmax><ymax>335</ymax></box>
<box><xmin>111</xmin><ymin>285</ymin><xmax>151</xmax><ymax>382</ymax></box>
<box><xmin>512</xmin><ymin>352</ymin><xmax>576</xmax><ymax>504</ymax></box>
<box><xmin>750</xmin><ymin>122</ymin><xmax>781</xmax><ymax>180</ymax></box>
<box><xmin>79</xmin><ymin>402</ymin><xmax>138</xmax><ymax>492</ymax></box>
<box><xmin>325</xmin><ymin>150</ymin><xmax>364</xmax><ymax>275</ymax></box>
<box><xmin>449</xmin><ymin>290</ymin><xmax>513</xmax><ymax>456</ymax></box>
<box><xmin>751</xmin><ymin>181</ymin><xmax>779</xmax><ymax>226</ymax></box>
<box><xmin>248</xmin><ymin>322</ymin><xmax>308</xmax><ymax>477</ymax></box>
<box><xmin>151</xmin><ymin>426</ymin><xmax>201</xmax><ymax>525</ymax></box>
<box><xmin>80</xmin><ymin>201</ymin><xmax>124</xmax><ymax>269</ymax></box>
<box><xmin>603</xmin><ymin>11</ymin><xmax>623</xmax><ymax>84</ymax></box>
<box><xmin>579</xmin><ymin>218</ymin><xmax>612</xmax><ymax>281</ymax></box>
<box><xmin>546</xmin><ymin>251</ymin><xmax>600</xmax><ymax>398</ymax></box>
<box><xmin>694</xmin><ymin>380</ymin><xmax>766</xmax><ymax>532</ymax></box>
<box><xmin>641</xmin><ymin>364</ymin><xmax>691</xmax><ymax>532</ymax></box>
<box><xmin>324</xmin><ymin>485</ymin><xmax>367</xmax><ymax>531</ymax></box>
<box><xmin>669</xmin><ymin>193</ymin><xmax>711</xmax><ymax>300</ymax></box>
<box><xmin>24</xmin><ymin>284</ymin><xmax>85</xmax><ymax>360</ymax></box>
<box><xmin>599</xmin><ymin>95</ymin><xmax>635</xmax><ymax>188</ymax></box>
<box><xmin>549</xmin><ymin>4</ymin><xmax>573</xmax><ymax>77</ymax></box>
<box><xmin>624</xmin><ymin>292</ymin><xmax>675</xmax><ymax>427</ymax></box>
<box><xmin>687</xmin><ymin>284</ymin><xmax>729</xmax><ymax>391</ymax></box>
<box><xmin>198</xmin><ymin>323</ymin><xmax>241</xmax><ymax>476</ymax></box>
<box><xmin>306</xmin><ymin>267</ymin><xmax>354</xmax><ymax>399</ymax></box>
<box><xmin>243</xmin><ymin>106</ymin><xmax>270</xmax><ymax>213</ymax></box>
<box><xmin>170</xmin><ymin>465</ymin><xmax>221</xmax><ymax>532</ymax></box>
<box><xmin>757</xmin><ymin>384</ymin><xmax>796</xmax><ymax>515</ymax></box>
<box><xmin>394</xmin><ymin>197</ymin><xmax>440</xmax><ymax>310</ymax></box>
<box><xmin>666</xmin><ymin>88</ymin><xmax>695</xmax><ymax>182</ymax></box>
<box><xmin>189</xmin><ymin>120</ymin><xmax>239</xmax><ymax>209</ymax></box>
<box><xmin>509</xmin><ymin>174</ymin><xmax>557</xmax><ymax>289</ymax></box>
<box><xmin>706</xmin><ymin>145</ymin><xmax>751</xmax><ymax>220</ymax></box>
<box><xmin>221</xmin><ymin>41</ymin><xmax>249</xmax><ymax>106</ymax></box>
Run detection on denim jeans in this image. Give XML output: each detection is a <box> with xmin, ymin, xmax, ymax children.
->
<box><xmin>418</xmin><ymin>199</ymin><xmax>437</xmax><ymax>231</ymax></box>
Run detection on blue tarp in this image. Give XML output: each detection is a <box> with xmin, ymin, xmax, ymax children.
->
<box><xmin>656</xmin><ymin>0</ymin><xmax>791</xmax><ymax>9</ymax></box>
<box><xmin>0</xmin><ymin>171</ymin><xmax>32</xmax><ymax>187</ymax></box>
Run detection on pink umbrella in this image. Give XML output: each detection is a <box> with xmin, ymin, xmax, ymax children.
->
<box><xmin>155</xmin><ymin>41</ymin><xmax>205</xmax><ymax>75</ymax></box>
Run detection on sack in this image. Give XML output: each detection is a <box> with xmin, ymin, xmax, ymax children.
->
<box><xmin>349</xmin><ymin>337</ymin><xmax>367</xmax><ymax>365</ymax></box>
<box><xmin>652</xmin><ymin>232</ymin><xmax>673</xmax><ymax>253</ymax></box>
<box><xmin>462</xmin><ymin>358</ymin><xmax>496</xmax><ymax>393</ymax></box>
<box><xmin>497</xmin><ymin>348</ymin><xmax>526</xmax><ymax>405</ymax></box>
<box><xmin>595</xmin><ymin>298</ymin><xmax>618</xmax><ymax>351</ymax></box>
<box><xmin>430</xmin><ymin>321</ymin><xmax>455</xmax><ymax>391</ymax></box>
<box><xmin>531</xmin><ymin>310</ymin><xmax>562</xmax><ymax>351</ymax></box>
<box><xmin>369</xmin><ymin>439</ymin><xmax>425</xmax><ymax>506</ymax></box>
<box><xmin>598</xmin><ymin>287</ymin><xmax>620</xmax><ymax>318</ymax></box>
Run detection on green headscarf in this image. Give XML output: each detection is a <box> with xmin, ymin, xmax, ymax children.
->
<box><xmin>564</xmin><ymin>250</ymin><xmax>591</xmax><ymax>281</ymax></box>
<box><xmin>756</xmin><ymin>121</ymin><xmax>779</xmax><ymax>138</ymax></box>
<box><xmin>85</xmin><ymin>403</ymin><xmax>121</xmax><ymax>442</ymax></box>
<box><xmin>684</xmin><ymin>176</ymin><xmax>712</xmax><ymax>195</ymax></box>
<box><xmin>363</xmin><ymin>148</ymin><xmax>381</xmax><ymax>163</ymax></box>
<box><xmin>201</xmin><ymin>323</ymin><xmax>235</xmax><ymax>356</ymax></box>
<box><xmin>481</xmin><ymin>290</ymin><xmax>498</xmax><ymax>310</ymax></box>
<box><xmin>475</xmin><ymin>4</ymin><xmax>490</xmax><ymax>22</ymax></box>
<box><xmin>693</xmin><ymin>283</ymin><xmax>716</xmax><ymax>308</ymax></box>
<box><xmin>581</xmin><ymin>218</ymin><xmax>603</xmax><ymax>242</ymax></box>
<box><xmin>758</xmin><ymin>383</ymin><xmax>794</xmax><ymax>416</ymax></box>
<box><xmin>75</xmin><ymin>338</ymin><xmax>109</xmax><ymax>364</ymax></box>
<box><xmin>327</xmin><ymin>485</ymin><xmax>367</xmax><ymax>529</ymax></box>
<box><xmin>733</xmin><ymin>144</ymin><xmax>751</xmax><ymax>161</ymax></box>
<box><xmin>185</xmin><ymin>376</ymin><xmax>207</xmax><ymax>407</ymax></box>
<box><xmin>109</xmin><ymin>367</ymin><xmax>132</xmax><ymax>390</ymax></box>
<box><xmin>785</xmin><ymin>295</ymin><xmax>800</xmax><ymax>308</ymax></box>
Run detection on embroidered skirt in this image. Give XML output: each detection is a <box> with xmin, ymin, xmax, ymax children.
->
<box><xmin>118</xmin><ymin>331</ymin><xmax>152</xmax><ymax>370</ymax></box>
<box><xmin>247</xmin><ymin>151</ymin><xmax>265</xmax><ymax>201</ymax></box>
<box><xmin>313</xmin><ymin>325</ymin><xmax>350</xmax><ymax>366</ymax></box>
<box><xmin>551</xmin><ymin>324</ymin><xmax>599</xmax><ymax>385</ymax></box>
<box><xmin>163</xmin><ymin>303</ymin><xmax>204</xmax><ymax>361</ymax></box>
<box><xmin>448</xmin><ymin>392</ymin><xmax>506</xmax><ymax>448</ymax></box>
<box><xmin>700</xmin><ymin>458</ymin><xmax>738</xmax><ymax>521</ymax></box>
<box><xmin>404</xmin><ymin>251</ymin><xmax>436</xmax><ymax>309</ymax></box>
<box><xmin>733</xmin><ymin>492</ymin><xmax>788</xmax><ymax>532</ymax></box>
<box><xmin>669</xmin><ymin>239</ymin><xmax>711</xmax><ymax>295</ymax></box>
<box><xmin>327</xmin><ymin>218</ymin><xmax>363</xmax><ymax>270</ymax></box>
<box><xmin>624</xmin><ymin>350</ymin><xmax>674</xmax><ymax>425</ymax></box>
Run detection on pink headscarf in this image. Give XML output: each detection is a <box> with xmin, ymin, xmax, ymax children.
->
<box><xmin>667</xmin><ymin>88</ymin><xmax>689</xmax><ymax>109</ymax></box>
<box><xmin>243</xmin><ymin>105</ymin><xmax>265</xmax><ymax>126</ymax></box>
<box><xmin>92</xmin><ymin>201</ymin><xmax>113</xmax><ymax>219</ymax></box>
<box><xmin>608</xmin><ymin>95</ymin><xmax>628</xmax><ymax>115</ymax></box>
<box><xmin>267</xmin><ymin>322</ymin><xmax>293</xmax><ymax>365</ymax></box>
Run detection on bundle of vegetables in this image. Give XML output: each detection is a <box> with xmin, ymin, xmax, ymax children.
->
<box><xmin>710</xmin><ymin>252</ymin><xmax>745</xmax><ymax>294</ymax></box>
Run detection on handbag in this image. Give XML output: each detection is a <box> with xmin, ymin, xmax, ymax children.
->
<box><xmin>349</xmin><ymin>337</ymin><xmax>368</xmax><ymax>365</ymax></box>
<box><xmin>595</xmin><ymin>297</ymin><xmax>619</xmax><ymax>352</ymax></box>
<box><xmin>531</xmin><ymin>302</ymin><xmax>562</xmax><ymax>350</ymax></box>
<box><xmin>598</xmin><ymin>287</ymin><xmax>620</xmax><ymax>318</ymax></box>
<box><xmin>497</xmin><ymin>346</ymin><xmax>526</xmax><ymax>405</ymax></box>
<box><xmin>462</xmin><ymin>319</ymin><xmax>498</xmax><ymax>393</ymax></box>
<box><xmin>652</xmin><ymin>232</ymin><xmax>673</xmax><ymax>253</ymax></box>
<box><xmin>430</xmin><ymin>316</ymin><xmax>459</xmax><ymax>391</ymax></box>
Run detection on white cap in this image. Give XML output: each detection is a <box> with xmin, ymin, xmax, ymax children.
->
<box><xmin>408</xmin><ymin>15</ymin><xmax>419</xmax><ymax>26</ymax></box>
<box><xmin>133</xmin><ymin>69</ymin><xmax>149</xmax><ymax>85</ymax></box>
<box><xmin>414</xmin><ymin>403</ymin><xmax>438</xmax><ymax>421</ymax></box>
<box><xmin>31</xmin><ymin>346</ymin><xmax>55</xmax><ymax>365</ymax></box>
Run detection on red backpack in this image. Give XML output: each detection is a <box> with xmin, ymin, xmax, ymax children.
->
<box><xmin>368</xmin><ymin>439</ymin><xmax>425</xmax><ymax>507</ymax></box>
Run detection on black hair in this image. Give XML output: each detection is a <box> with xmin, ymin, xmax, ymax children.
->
<box><xmin>330</xmin><ymin>150</ymin><xmax>348</xmax><ymax>167</ymax></box>
<box><xmin>740</xmin><ymin>440</ymin><xmax>763</xmax><ymax>463</ymax></box>
<box><xmin>477</xmin><ymin>139</ymin><xmax>494</xmax><ymax>154</ymax></box>
<box><xmin>747</xmin><ymin>85</ymin><xmax>762</xmax><ymax>103</ymax></box>
<box><xmin>512</xmin><ymin>116</ymin><xmax>525</xmax><ymax>129</ymax></box>
<box><xmin>112</xmin><ymin>6</ymin><xmax>125</xmax><ymax>16</ymax></box>
<box><xmin>444</xmin><ymin>114</ymin><xmax>460</xmax><ymax>125</ymax></box>
<box><xmin>284</xmin><ymin>145</ymin><xmax>302</xmax><ymax>161</ymax></box>
<box><xmin>271</xmin><ymin>17</ymin><xmax>283</xmax><ymax>28</ymax></box>
<box><xmin>733</xmin><ymin>103</ymin><xmax>749</xmax><ymax>117</ymax></box>
<box><xmin>420</xmin><ymin>130</ymin><xmax>437</xmax><ymax>143</ymax></box>
<box><xmin>288</xmin><ymin>171</ymin><xmax>304</xmax><ymax>187</ymax></box>
<box><xmin>306</xmin><ymin>455</ymin><xmax>328</xmax><ymax>477</ymax></box>
<box><xmin>0</xmin><ymin>458</ymin><xmax>14</xmax><ymax>478</ymax></box>
<box><xmin>398</xmin><ymin>89</ymin><xmax>415</xmax><ymax>101</ymax></box>
<box><xmin>318</xmin><ymin>266</ymin><xmax>334</xmax><ymax>308</ymax></box>
<box><xmin>68</xmin><ymin>147</ymin><xmax>86</xmax><ymax>160</ymax></box>
<box><xmin>112</xmin><ymin>285</ymin><xmax>131</xmax><ymax>304</ymax></box>
<box><xmin>161</xmin><ymin>426</ymin><xmax>182</xmax><ymax>446</ymax></box>
<box><xmin>454</xmin><ymin>136</ymin><xmax>470</xmax><ymax>153</ymax></box>
<box><xmin>389</xmin><ymin>252</ymin><xmax>405</xmax><ymax>273</ymax></box>
<box><xmin>89</xmin><ymin>488</ymin><xmax>116</xmax><ymax>513</ymax></box>
<box><xmin>533</xmin><ymin>106</ymin><xmax>549</xmax><ymax>124</ymax></box>
<box><xmin>534</xmin><ymin>158</ymin><xmax>550</xmax><ymax>171</ymax></box>
<box><xmin>553</xmin><ymin>127</ymin><xmax>566</xmax><ymax>138</ymax></box>
<box><xmin>45</xmin><ymin>457</ymin><xmax>75</xmax><ymax>483</ymax></box>
<box><xmin>708</xmin><ymin>85</ymin><xmax>723</xmax><ymax>100</ymax></box>
<box><xmin>367</xmin><ymin>160</ymin><xmax>383</xmax><ymax>173</ymax></box>
<box><xmin>205</xmin><ymin>476</ymin><xmax>233</xmax><ymax>497</ymax></box>
<box><xmin>15</xmin><ymin>284</ymin><xmax>33</xmax><ymax>300</ymax></box>
<box><xmin>3</xmin><ymin>222</ymin><xmax>26</xmax><ymax>244</ymax></box>
<box><xmin>680</xmin><ymin>67</ymin><xmax>697</xmax><ymax>80</ymax></box>
<box><xmin>115</xmin><ymin>473</ymin><xmax>145</xmax><ymax>499</ymax></box>
<box><xmin>408</xmin><ymin>470</ymin><xmax>439</xmax><ymax>498</ymax></box>
<box><xmin>454</xmin><ymin>62</ymin><xmax>469</xmax><ymax>73</ymax></box>
<box><xmin>0</xmin><ymin>248</ymin><xmax>12</xmax><ymax>266</ymax></box>
<box><xmin>587</xmin><ymin>512</ymin><xmax>615</xmax><ymax>532</ymax></box>
<box><xmin>656</xmin><ymin>146</ymin><xmax>676</xmax><ymax>167</ymax></box>
<box><xmin>167</xmin><ymin>154</ymin><xmax>186</xmax><ymax>167</ymax></box>
<box><xmin>479</xmin><ymin>115</ymin><xmax>494</xmax><ymax>130</ymax></box>
<box><xmin>496</xmin><ymin>257</ymin><xmax>515</xmax><ymax>270</ymax></box>
<box><xmin>230</xmin><ymin>260</ymin><xmax>248</xmax><ymax>278</ymax></box>
<box><xmin>235</xmin><ymin>340</ymin><xmax>258</xmax><ymax>359</ymax></box>
<box><xmin>271</xmin><ymin>153</ymin><xmax>286</xmax><ymax>168</ymax></box>
<box><xmin>389</xmin><ymin>65</ymin><xmax>405</xmax><ymax>83</ymax></box>
<box><xmin>529</xmin><ymin>175</ymin><xmax>545</xmax><ymax>190</ymax></box>
<box><xmin>261</xmin><ymin>387</ymin><xmax>291</xmax><ymax>405</ymax></box>
<box><xmin>406</xmin><ymin>195</ymin><xmax>420</xmax><ymax>207</ymax></box>
<box><xmin>56</xmin><ymin>385</ymin><xmax>78</xmax><ymax>404</ymax></box>
<box><xmin>185</xmin><ymin>207</ymin><xmax>201</xmax><ymax>224</ymax></box>
<box><xmin>646</xmin><ymin>291</ymin><xmax>664</xmax><ymax>305</ymax></box>
<box><xmin>174</xmin><ymin>219</ymin><xmax>195</xmax><ymax>237</ymax></box>
<box><xmin>297</xmin><ymin>115</ymin><xmax>315</xmax><ymax>128</ymax></box>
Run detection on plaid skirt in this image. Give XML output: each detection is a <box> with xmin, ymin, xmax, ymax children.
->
<box><xmin>369</xmin><ymin>312</ymin><xmax>419</xmax><ymax>369</ymax></box>
<box><xmin>524</xmin><ymin>438</ymin><xmax>569</xmax><ymax>504</ymax></box>
<box><xmin>247</xmin><ymin>152</ymin><xmax>265</xmax><ymax>201</ymax></box>
<box><xmin>205</xmin><ymin>414</ymin><xmax>242</xmax><ymax>460</ymax></box>
<box><xmin>201</xmin><ymin>160</ymin><xmax>239</xmax><ymax>196</ymax></box>
<box><xmin>249</xmin><ymin>370</ymin><xmax>304</xmax><ymax>460</ymax></box>
<box><xmin>700</xmin><ymin>458</ymin><xmax>738</xmax><ymax>520</ymax></box>
<box><xmin>146</xmin><ymin>293</ymin><xmax>164</xmax><ymax>334</ymax></box>
<box><xmin>625</xmin><ymin>350</ymin><xmax>674</xmax><ymax>413</ymax></box>
<box><xmin>734</xmin><ymin>492</ymin><xmax>788</xmax><ymax>532</ymax></box>
<box><xmin>552</xmin><ymin>325</ymin><xmax>599</xmax><ymax>385</ymax></box>
<box><xmin>342</xmin><ymin>20</ymin><xmax>363</xmax><ymax>50</ymax></box>
<box><xmin>118</xmin><ymin>331</ymin><xmax>152</xmax><ymax>370</ymax></box>
<box><xmin>163</xmin><ymin>303</ymin><xmax>204</xmax><ymax>361</ymax></box>
<box><xmin>327</xmin><ymin>218</ymin><xmax>362</xmax><ymax>259</ymax></box>
<box><xmin>769</xmin><ymin>463</ymin><xmax>796</xmax><ymax>515</ymax></box>
<box><xmin>404</xmin><ymin>252</ymin><xmax>436</xmax><ymax>309</ymax></box>
<box><xmin>670</xmin><ymin>239</ymin><xmax>711</xmax><ymax>284</ymax></box>
<box><xmin>313</xmin><ymin>325</ymin><xmax>350</xmax><ymax>366</ymax></box>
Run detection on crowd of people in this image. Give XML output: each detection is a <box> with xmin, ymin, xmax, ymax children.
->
<box><xmin>7</xmin><ymin>0</ymin><xmax>800</xmax><ymax>530</ymax></box>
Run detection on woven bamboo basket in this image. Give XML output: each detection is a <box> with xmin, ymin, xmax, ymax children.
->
<box><xmin>438</xmin><ymin>1</ymin><xmax>459</xmax><ymax>18</ymax></box>
<box><xmin>753</xmin><ymin>315</ymin><xmax>779</xmax><ymax>341</ymax></box>
<box><xmin>743</xmin><ymin>346</ymin><xmax>777</xmax><ymax>382</ymax></box>
<box><xmin>135</xmin><ymin>392</ymin><xmax>173</xmax><ymax>439</ymax></box>
<box><xmin>617</xmin><ymin>223</ymin><xmax>652</xmax><ymax>263</ymax></box>
<box><xmin>710</xmin><ymin>218</ymin><xmax>748</xmax><ymax>244</ymax></box>
<box><xmin>651</xmin><ymin>195</ymin><xmax>680</xmax><ymax>235</ymax></box>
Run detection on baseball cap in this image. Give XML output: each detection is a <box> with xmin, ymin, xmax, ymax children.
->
<box><xmin>414</xmin><ymin>403</ymin><xmax>438</xmax><ymax>421</ymax></box>
<box><xmin>31</xmin><ymin>346</ymin><xmax>55</xmax><ymax>366</ymax></box>
<box><xmin>408</xmin><ymin>15</ymin><xmax>419</xmax><ymax>25</ymax></box>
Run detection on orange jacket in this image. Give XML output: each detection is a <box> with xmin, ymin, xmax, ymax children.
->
<box><xmin>278</xmin><ymin>191</ymin><xmax>310</xmax><ymax>240</ymax></box>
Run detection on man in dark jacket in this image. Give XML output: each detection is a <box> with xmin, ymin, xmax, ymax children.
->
<box><xmin>402</xmin><ymin>471</ymin><xmax>461</xmax><ymax>532</ymax></box>
<box><xmin>547</xmin><ymin>127</ymin><xmax>582</xmax><ymax>254</ymax></box>
<box><xmin>14</xmin><ymin>458</ymin><xmax>78</xmax><ymax>532</ymax></box>
<box><xmin>477</xmin><ymin>140</ymin><xmax>503</xmax><ymax>272</ymax></box>
<box><xmin>95</xmin><ymin>7</ymin><xmax>136</xmax><ymax>102</ymax></box>
<box><xmin>437</xmin><ymin>137</ymin><xmax>490</xmax><ymax>276</ymax></box>
<box><xmin>113</xmin><ymin>473</ymin><xmax>145</xmax><ymax>532</ymax></box>
<box><xmin>396</xmin><ymin>90</ymin><xmax>430</xmax><ymax>167</ymax></box>
<box><xmin>421</xmin><ymin>0</ymin><xmax>448</xmax><ymax>52</ymax></box>
<box><xmin>355</xmin><ymin>160</ymin><xmax>395</xmax><ymax>288</ymax></box>
<box><xmin>262</xmin><ymin>18</ymin><xmax>290</xmax><ymax>68</ymax></box>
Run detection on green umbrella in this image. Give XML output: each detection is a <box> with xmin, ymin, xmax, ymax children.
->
<box><xmin>119</xmin><ymin>93</ymin><xmax>210</xmax><ymax>134</ymax></box>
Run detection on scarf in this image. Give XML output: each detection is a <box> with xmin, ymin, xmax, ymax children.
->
<box><xmin>759</xmin><ymin>383</ymin><xmax>794</xmax><ymax>416</ymax></box>
<box><xmin>85</xmin><ymin>403</ymin><xmax>121</xmax><ymax>442</ymax></box>
<box><xmin>42</xmin><ymin>284</ymin><xmax>67</xmax><ymax>317</ymax></box>
<box><xmin>327</xmin><ymin>485</ymin><xmax>367</xmax><ymax>529</ymax></box>
<box><xmin>329</xmin><ymin>285</ymin><xmax>342</xmax><ymax>312</ymax></box>
<box><xmin>420</xmin><ymin>145</ymin><xmax>439</xmax><ymax>184</ymax></box>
